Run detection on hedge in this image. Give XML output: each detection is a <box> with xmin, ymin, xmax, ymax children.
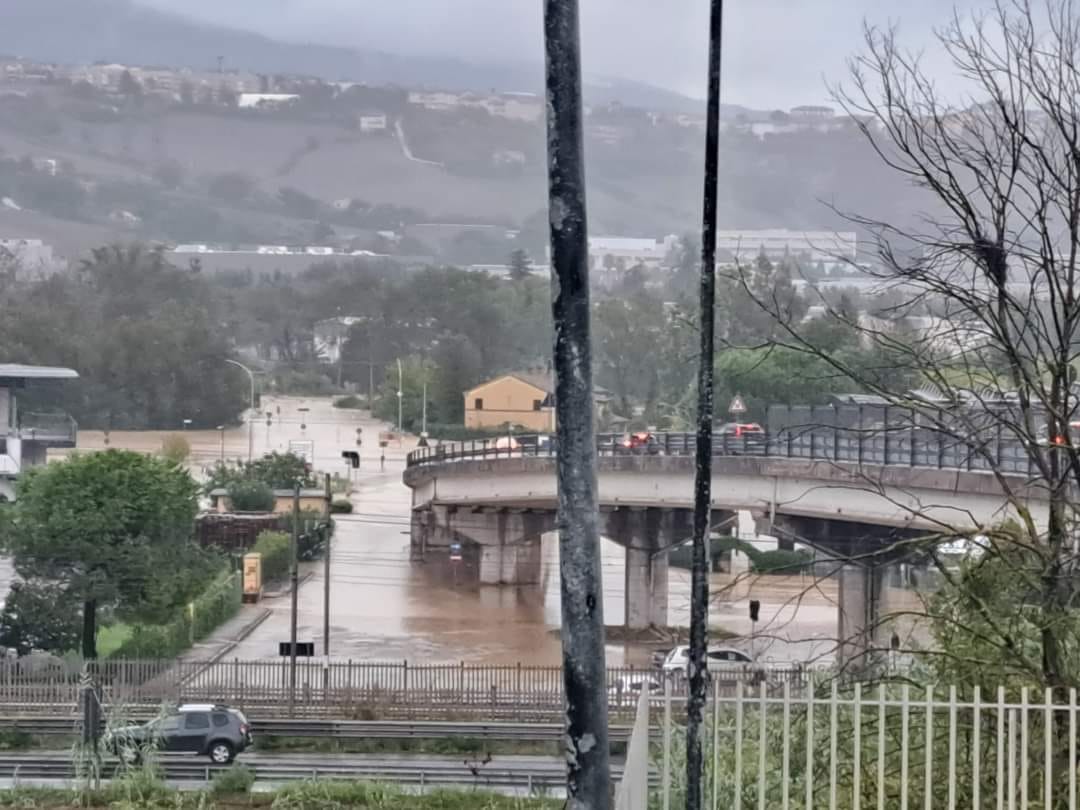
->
<box><xmin>253</xmin><ymin>530</ymin><xmax>291</xmax><ymax>583</ymax></box>
<box><xmin>111</xmin><ymin>569</ymin><xmax>241</xmax><ymax>659</ymax></box>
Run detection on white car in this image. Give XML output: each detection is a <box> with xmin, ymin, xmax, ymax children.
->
<box><xmin>661</xmin><ymin>645</ymin><xmax>753</xmax><ymax>676</ymax></box>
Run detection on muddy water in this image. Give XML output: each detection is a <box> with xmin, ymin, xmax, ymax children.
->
<box><xmin>50</xmin><ymin>396</ymin><xmax>840</xmax><ymax>665</ymax></box>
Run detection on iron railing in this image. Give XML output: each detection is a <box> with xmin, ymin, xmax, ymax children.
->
<box><xmin>407</xmin><ymin>405</ymin><xmax>1045</xmax><ymax>475</ymax></box>
<box><xmin>18</xmin><ymin>411</ymin><xmax>77</xmax><ymax>447</ymax></box>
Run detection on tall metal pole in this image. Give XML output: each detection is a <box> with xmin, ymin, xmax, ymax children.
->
<box><xmin>322</xmin><ymin>473</ymin><xmax>331</xmax><ymax>657</ymax></box>
<box><xmin>396</xmin><ymin>358</ymin><xmax>404</xmax><ymax>433</ymax></box>
<box><xmin>421</xmin><ymin>380</ymin><xmax>428</xmax><ymax>435</ymax></box>
<box><xmin>288</xmin><ymin>484</ymin><xmax>300</xmax><ymax>716</ymax></box>
<box><xmin>543</xmin><ymin>2</ymin><xmax>611</xmax><ymax>806</ymax></box>
<box><xmin>225</xmin><ymin>359</ymin><xmax>256</xmax><ymax>462</ymax></box>
<box><xmin>687</xmin><ymin>2</ymin><xmax>724</xmax><ymax>808</ymax></box>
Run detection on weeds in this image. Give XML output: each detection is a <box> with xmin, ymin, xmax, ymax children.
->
<box><xmin>210</xmin><ymin>765</ymin><xmax>255</xmax><ymax>796</ymax></box>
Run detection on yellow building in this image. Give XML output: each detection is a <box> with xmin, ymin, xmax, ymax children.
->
<box><xmin>464</xmin><ymin>373</ymin><xmax>556</xmax><ymax>432</ymax></box>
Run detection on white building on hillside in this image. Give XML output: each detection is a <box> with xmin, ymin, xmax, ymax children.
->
<box><xmin>715</xmin><ymin>229</ymin><xmax>857</xmax><ymax>263</ymax></box>
<box><xmin>588</xmin><ymin>236</ymin><xmax>676</xmax><ymax>271</ymax></box>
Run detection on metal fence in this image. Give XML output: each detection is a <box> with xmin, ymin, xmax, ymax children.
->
<box><xmin>650</xmin><ymin>680</ymin><xmax>1080</xmax><ymax>810</ymax></box>
<box><xmin>0</xmin><ymin>658</ymin><xmax>809</xmax><ymax>721</ymax></box>
<box><xmin>407</xmin><ymin>407</ymin><xmax>1040</xmax><ymax>475</ymax></box>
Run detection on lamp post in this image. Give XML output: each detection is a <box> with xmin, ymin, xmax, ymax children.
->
<box><xmin>396</xmin><ymin>358</ymin><xmax>404</xmax><ymax>433</ymax></box>
<box><xmin>224</xmin><ymin>359</ymin><xmax>256</xmax><ymax>462</ymax></box>
<box><xmin>216</xmin><ymin>425</ymin><xmax>225</xmax><ymax>461</ymax></box>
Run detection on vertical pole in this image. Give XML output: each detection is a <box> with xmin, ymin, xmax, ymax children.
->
<box><xmin>247</xmin><ymin>373</ymin><xmax>255</xmax><ymax>462</ymax></box>
<box><xmin>542</xmin><ymin>1</ymin><xmax>611</xmax><ymax>805</ymax></box>
<box><xmin>397</xmin><ymin>358</ymin><xmax>404</xmax><ymax>433</ymax></box>
<box><xmin>323</xmin><ymin>473</ymin><xmax>331</xmax><ymax>658</ymax></box>
<box><xmin>421</xmin><ymin>381</ymin><xmax>428</xmax><ymax>436</ymax></box>
<box><xmin>288</xmin><ymin>484</ymin><xmax>299</xmax><ymax>716</ymax></box>
<box><xmin>687</xmin><ymin>2</ymin><xmax>724</xmax><ymax>808</ymax></box>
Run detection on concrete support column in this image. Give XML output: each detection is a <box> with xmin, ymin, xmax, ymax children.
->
<box><xmin>624</xmin><ymin>542</ymin><xmax>669</xmax><ymax>629</ymax></box>
<box><xmin>464</xmin><ymin>509</ymin><xmax>554</xmax><ymax>586</ymax></box>
<box><xmin>607</xmin><ymin>507</ymin><xmax>690</xmax><ymax>630</ymax></box>
<box><xmin>837</xmin><ymin>564</ymin><xmax>882</xmax><ymax>669</ymax></box>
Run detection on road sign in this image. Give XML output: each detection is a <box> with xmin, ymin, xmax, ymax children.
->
<box><xmin>279</xmin><ymin>641</ymin><xmax>315</xmax><ymax>657</ymax></box>
<box><xmin>728</xmin><ymin>395</ymin><xmax>747</xmax><ymax>415</ymax></box>
<box><xmin>449</xmin><ymin>542</ymin><xmax>463</xmax><ymax>562</ymax></box>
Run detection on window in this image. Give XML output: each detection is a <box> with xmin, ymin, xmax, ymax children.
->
<box><xmin>533</xmin><ymin>399</ymin><xmax>542</xmax><ymax>411</ymax></box>
<box><xmin>212</xmin><ymin>713</ymin><xmax>230</xmax><ymax>727</ymax></box>
<box><xmin>474</xmin><ymin>398</ymin><xmax>484</xmax><ymax>410</ymax></box>
<box><xmin>184</xmin><ymin>713</ymin><xmax>210</xmax><ymax>730</ymax></box>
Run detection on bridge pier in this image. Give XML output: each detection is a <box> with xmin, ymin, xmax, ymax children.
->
<box><xmin>463</xmin><ymin>508</ymin><xmax>556</xmax><ymax>586</ymax></box>
<box><xmin>606</xmin><ymin>507</ymin><xmax>691</xmax><ymax>630</ymax></box>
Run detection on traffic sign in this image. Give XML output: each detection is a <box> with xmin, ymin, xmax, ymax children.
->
<box><xmin>729</xmin><ymin>395</ymin><xmax>747</xmax><ymax>415</ymax></box>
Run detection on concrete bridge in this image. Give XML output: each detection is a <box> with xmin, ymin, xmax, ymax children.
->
<box><xmin>403</xmin><ymin>433</ymin><xmax>1048</xmax><ymax>661</ymax></box>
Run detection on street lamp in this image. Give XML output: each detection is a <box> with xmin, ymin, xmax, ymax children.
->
<box><xmin>216</xmin><ymin>425</ymin><xmax>225</xmax><ymax>462</ymax></box>
<box><xmin>396</xmin><ymin>358</ymin><xmax>404</xmax><ymax>433</ymax></box>
<box><xmin>224</xmin><ymin>359</ymin><xmax>256</xmax><ymax>463</ymax></box>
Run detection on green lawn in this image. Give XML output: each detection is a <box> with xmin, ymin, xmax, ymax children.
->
<box><xmin>96</xmin><ymin>624</ymin><xmax>133</xmax><ymax>658</ymax></box>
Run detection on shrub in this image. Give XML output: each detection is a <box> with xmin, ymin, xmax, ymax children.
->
<box><xmin>750</xmin><ymin>548</ymin><xmax>813</xmax><ymax>575</ymax></box>
<box><xmin>253</xmin><ymin>531</ymin><xmax>291</xmax><ymax>583</ymax></box>
<box><xmin>111</xmin><ymin>570</ymin><xmax>240</xmax><ymax>658</ymax></box>
<box><xmin>333</xmin><ymin>395</ymin><xmax>365</xmax><ymax>409</ymax></box>
<box><xmin>330</xmin><ymin>499</ymin><xmax>353</xmax><ymax>514</ymax></box>
<box><xmin>159</xmin><ymin>434</ymin><xmax>190</xmax><ymax>464</ymax></box>
<box><xmin>228</xmin><ymin>480</ymin><xmax>275</xmax><ymax>512</ymax></box>
<box><xmin>211</xmin><ymin>764</ymin><xmax>255</xmax><ymax>796</ymax></box>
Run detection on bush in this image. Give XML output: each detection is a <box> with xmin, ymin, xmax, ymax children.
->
<box><xmin>333</xmin><ymin>395</ymin><xmax>365</xmax><ymax>409</ymax></box>
<box><xmin>211</xmin><ymin>764</ymin><xmax>255</xmax><ymax>796</ymax></box>
<box><xmin>159</xmin><ymin>434</ymin><xmax>190</xmax><ymax>464</ymax></box>
<box><xmin>330</xmin><ymin>499</ymin><xmax>353</xmax><ymax>514</ymax></box>
<box><xmin>750</xmin><ymin>548</ymin><xmax>813</xmax><ymax>575</ymax></box>
<box><xmin>111</xmin><ymin>570</ymin><xmax>240</xmax><ymax>658</ymax></box>
<box><xmin>228</xmin><ymin>480</ymin><xmax>275</xmax><ymax>512</ymax></box>
<box><xmin>253</xmin><ymin>531</ymin><xmax>291</xmax><ymax>583</ymax></box>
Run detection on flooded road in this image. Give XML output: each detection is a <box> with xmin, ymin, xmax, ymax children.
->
<box><xmin>57</xmin><ymin>395</ymin><xmax>839</xmax><ymax>665</ymax></box>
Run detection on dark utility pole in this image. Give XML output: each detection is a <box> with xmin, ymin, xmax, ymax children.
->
<box><xmin>687</xmin><ymin>2</ymin><xmax>725</xmax><ymax>809</ymax></box>
<box><xmin>288</xmin><ymin>484</ymin><xmax>300</xmax><ymax>716</ymax></box>
<box><xmin>542</xmin><ymin>2</ymin><xmax>611</xmax><ymax>807</ymax></box>
<box><xmin>323</xmin><ymin>473</ymin><xmax>332</xmax><ymax>657</ymax></box>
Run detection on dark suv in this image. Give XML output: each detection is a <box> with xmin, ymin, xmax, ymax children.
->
<box><xmin>108</xmin><ymin>703</ymin><xmax>252</xmax><ymax>764</ymax></box>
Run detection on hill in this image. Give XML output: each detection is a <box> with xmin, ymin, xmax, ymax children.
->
<box><xmin>0</xmin><ymin>0</ymin><xmax>709</xmax><ymax>113</ymax></box>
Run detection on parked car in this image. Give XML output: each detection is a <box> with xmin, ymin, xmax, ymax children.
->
<box><xmin>661</xmin><ymin>645</ymin><xmax>754</xmax><ymax>677</ymax></box>
<box><xmin>716</xmin><ymin>423</ymin><xmax>768</xmax><ymax>455</ymax></box>
<box><xmin>107</xmin><ymin>703</ymin><xmax>252</xmax><ymax>764</ymax></box>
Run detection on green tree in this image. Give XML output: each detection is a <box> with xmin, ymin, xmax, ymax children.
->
<box><xmin>508</xmin><ymin>248</ymin><xmax>531</xmax><ymax>281</ymax></box>
<box><xmin>206</xmin><ymin>452</ymin><xmax>314</xmax><ymax>494</ymax></box>
<box><xmin>227</xmin><ymin>480</ymin><xmax>275</xmax><ymax>512</ymax></box>
<box><xmin>374</xmin><ymin>356</ymin><xmax>435</xmax><ymax>433</ymax></box>
<box><xmin>0</xmin><ymin>451</ymin><xmax>202</xmax><ymax>658</ymax></box>
<box><xmin>0</xmin><ymin>581</ymin><xmax>81</xmax><ymax>656</ymax></box>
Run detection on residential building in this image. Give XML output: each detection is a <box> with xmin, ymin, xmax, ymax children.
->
<box><xmin>463</xmin><ymin>372</ymin><xmax>617</xmax><ymax>432</ymax></box>
<box><xmin>715</xmin><ymin>229</ymin><xmax>858</xmax><ymax>263</ymax></box>
<box><xmin>0</xmin><ymin>239</ymin><xmax>61</xmax><ymax>276</ymax></box>
<box><xmin>313</xmin><ymin>316</ymin><xmax>366</xmax><ymax>365</ymax></box>
<box><xmin>358</xmin><ymin>113</ymin><xmax>388</xmax><ymax>133</ymax></box>
<box><xmin>237</xmin><ymin>93</ymin><xmax>299</xmax><ymax>109</ymax></box>
<box><xmin>588</xmin><ymin>236</ymin><xmax>676</xmax><ymax>271</ymax></box>
<box><xmin>0</xmin><ymin>364</ymin><xmax>79</xmax><ymax>501</ymax></box>
<box><xmin>464</xmin><ymin>373</ymin><xmax>555</xmax><ymax>433</ymax></box>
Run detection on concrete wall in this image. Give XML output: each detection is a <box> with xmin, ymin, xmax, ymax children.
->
<box><xmin>464</xmin><ymin>376</ymin><xmax>555</xmax><ymax>432</ymax></box>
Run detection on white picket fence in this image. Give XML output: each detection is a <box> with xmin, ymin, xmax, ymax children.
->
<box><xmin>641</xmin><ymin>680</ymin><xmax>1080</xmax><ymax>810</ymax></box>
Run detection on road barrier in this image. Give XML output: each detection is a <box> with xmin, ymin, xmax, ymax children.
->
<box><xmin>0</xmin><ymin>658</ymin><xmax>810</xmax><ymax>720</ymax></box>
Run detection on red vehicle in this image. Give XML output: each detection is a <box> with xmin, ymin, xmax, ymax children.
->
<box><xmin>614</xmin><ymin>431</ymin><xmax>661</xmax><ymax>455</ymax></box>
<box><xmin>716</xmin><ymin>422</ymin><xmax>767</xmax><ymax>454</ymax></box>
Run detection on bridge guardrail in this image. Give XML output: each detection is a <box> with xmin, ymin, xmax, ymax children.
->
<box><xmin>407</xmin><ymin>408</ymin><xmax>1039</xmax><ymax>476</ymax></box>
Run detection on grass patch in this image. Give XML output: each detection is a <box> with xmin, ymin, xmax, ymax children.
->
<box><xmin>211</xmin><ymin>764</ymin><xmax>256</xmax><ymax>796</ymax></box>
<box><xmin>256</xmin><ymin>735</ymin><xmax>557</xmax><ymax>757</ymax></box>
<box><xmin>97</xmin><ymin>623</ymin><xmax>134</xmax><ymax>658</ymax></box>
<box><xmin>0</xmin><ymin>782</ymin><xmax>561</xmax><ymax>809</ymax></box>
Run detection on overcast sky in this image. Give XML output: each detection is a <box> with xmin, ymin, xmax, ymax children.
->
<box><xmin>142</xmin><ymin>0</ymin><xmax>975</xmax><ymax>108</ymax></box>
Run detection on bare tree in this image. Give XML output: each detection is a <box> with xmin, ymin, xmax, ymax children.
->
<box><xmin>729</xmin><ymin>0</ymin><xmax>1080</xmax><ymax>690</ymax></box>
